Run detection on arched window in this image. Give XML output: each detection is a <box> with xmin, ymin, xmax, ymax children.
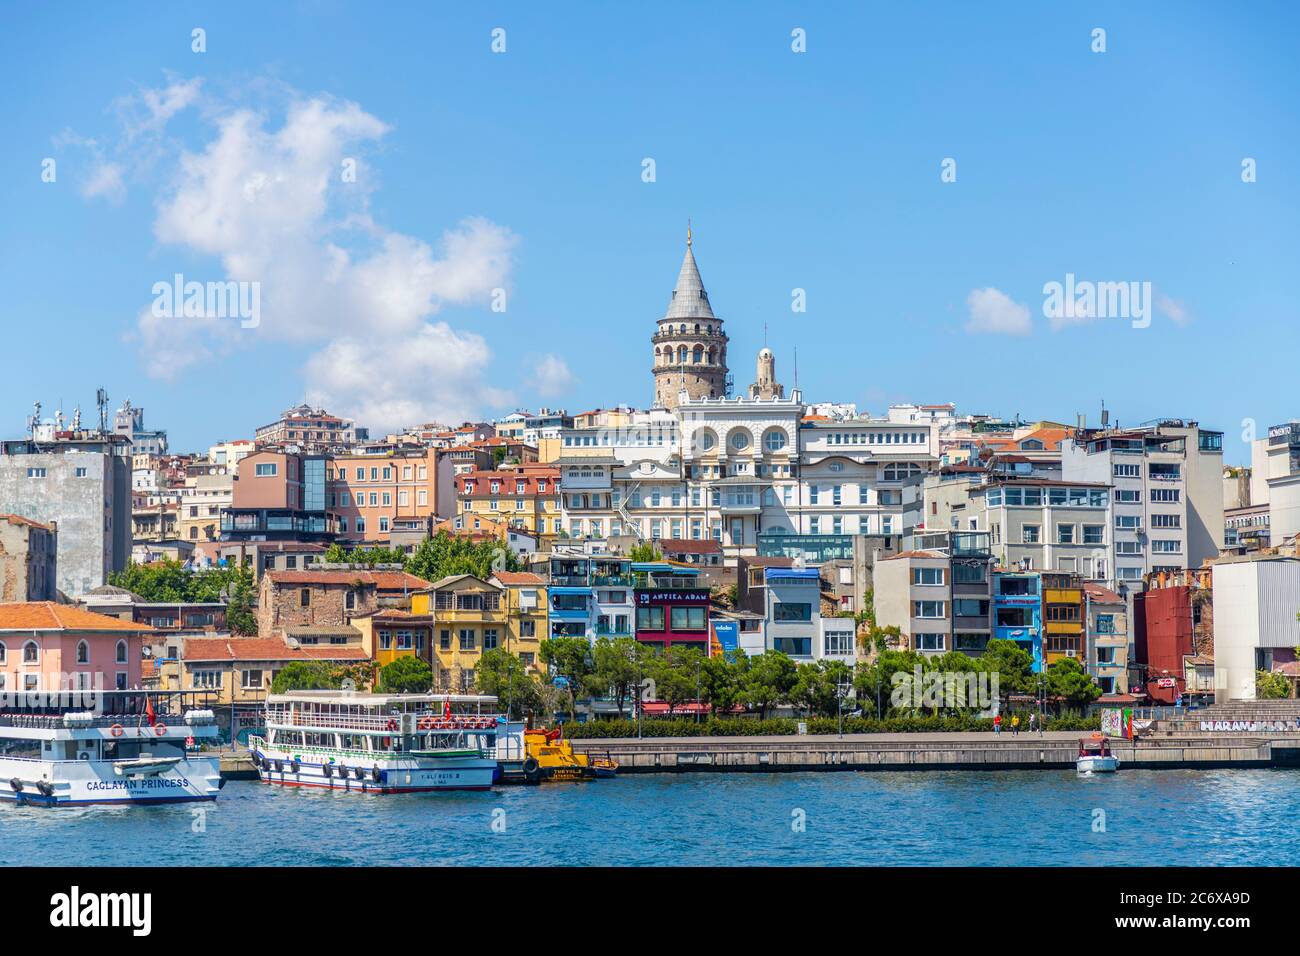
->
<box><xmin>763</xmin><ymin>428</ymin><xmax>789</xmax><ymax>453</ymax></box>
<box><xmin>76</xmin><ymin>640</ymin><xmax>89</xmax><ymax>664</ymax></box>
<box><xmin>23</xmin><ymin>641</ymin><xmax>39</xmax><ymax>664</ymax></box>
<box><xmin>698</xmin><ymin>429</ymin><xmax>718</xmax><ymax>452</ymax></box>
<box><xmin>677</xmin><ymin>346</ymin><xmax>687</xmax><ymax>363</ymax></box>
<box><xmin>692</xmin><ymin>345</ymin><xmax>704</xmax><ymax>364</ymax></box>
<box><xmin>116</xmin><ymin>640</ymin><xmax>128</xmax><ymax>664</ymax></box>
<box><xmin>728</xmin><ymin>429</ymin><xmax>752</xmax><ymax>452</ymax></box>
<box><xmin>0</xmin><ymin>642</ymin><xmax>6</xmax><ymax>664</ymax></box>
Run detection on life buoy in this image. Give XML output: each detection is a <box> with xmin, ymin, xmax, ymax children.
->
<box><xmin>154</xmin><ymin>723</ymin><xmax>167</xmax><ymax>737</ymax></box>
<box><xmin>353</xmin><ymin>766</ymin><xmax>365</xmax><ymax>780</ymax></box>
<box><xmin>9</xmin><ymin>778</ymin><xmax>22</xmax><ymax>793</ymax></box>
<box><xmin>110</xmin><ymin>724</ymin><xmax>124</xmax><ymax>737</ymax></box>
<box><xmin>337</xmin><ymin>764</ymin><xmax>348</xmax><ymax>780</ymax></box>
<box><xmin>36</xmin><ymin>780</ymin><xmax>54</xmax><ymax>798</ymax></box>
<box><xmin>370</xmin><ymin>765</ymin><xmax>382</xmax><ymax>783</ymax></box>
<box><xmin>418</xmin><ymin>717</ymin><xmax>435</xmax><ymax>731</ymax></box>
<box><xmin>386</xmin><ymin>718</ymin><xmax>398</xmax><ymax>732</ymax></box>
<box><xmin>522</xmin><ymin>756</ymin><xmax>540</xmax><ymax>776</ymax></box>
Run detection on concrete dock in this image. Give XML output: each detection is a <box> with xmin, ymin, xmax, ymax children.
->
<box><xmin>570</xmin><ymin>731</ymin><xmax>1300</xmax><ymax>773</ymax></box>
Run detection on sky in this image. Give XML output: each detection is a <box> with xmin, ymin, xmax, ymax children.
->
<box><xmin>1</xmin><ymin>1</ymin><xmax>1296</xmax><ymax>465</ymax></box>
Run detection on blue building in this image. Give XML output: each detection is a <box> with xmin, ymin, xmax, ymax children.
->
<box><xmin>993</xmin><ymin>571</ymin><xmax>1043</xmax><ymax>672</ymax></box>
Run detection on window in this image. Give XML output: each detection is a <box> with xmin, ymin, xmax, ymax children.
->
<box><xmin>1152</xmin><ymin>539</ymin><xmax>1182</xmax><ymax>553</ymax></box>
<box><xmin>0</xmin><ymin>642</ymin><xmax>5</xmax><ymax>664</ymax></box>
<box><xmin>669</xmin><ymin>606</ymin><xmax>707</xmax><ymax>631</ymax></box>
<box><xmin>763</xmin><ymin>429</ymin><xmax>788</xmax><ymax>452</ymax></box>
<box><xmin>1150</xmin><ymin>488</ymin><xmax>1181</xmax><ymax>503</ymax></box>
<box><xmin>300</xmin><ymin>588</ymin><xmax>311</xmax><ymax>607</ymax></box>
<box><xmin>914</xmin><ymin>633</ymin><xmax>945</xmax><ymax>652</ymax></box>
<box><xmin>242</xmin><ymin>669</ymin><xmax>264</xmax><ymax>689</ymax></box>
<box><xmin>1151</xmin><ymin>513</ymin><xmax>1181</xmax><ymax>528</ymax></box>
<box><xmin>379</xmin><ymin>630</ymin><xmax>393</xmax><ymax>650</ymax></box>
<box><xmin>255</xmin><ymin>462</ymin><xmax>277</xmax><ymax>477</ymax></box>
<box><xmin>728</xmin><ymin>429</ymin><xmax>751</xmax><ymax>451</ymax></box>
<box><xmin>774</xmin><ymin>602</ymin><xmax>813</xmax><ymax>622</ymax></box>
<box><xmin>1057</xmin><ymin>524</ymin><xmax>1075</xmax><ymax>544</ymax></box>
<box><xmin>75</xmin><ymin>467</ymin><xmax>87</xmax><ymax>477</ymax></box>
<box><xmin>1113</xmin><ymin>464</ymin><xmax>1140</xmax><ymax>478</ymax></box>
<box><xmin>913</xmin><ymin>601</ymin><xmax>946</xmax><ymax>619</ymax></box>
<box><xmin>116</xmin><ymin>640</ymin><xmax>127</xmax><ymax>664</ymax></box>
<box><xmin>912</xmin><ymin>567</ymin><xmax>945</xmax><ymax>586</ymax></box>
<box><xmin>824</xmin><ymin>630</ymin><xmax>854</xmax><ymax>655</ymax></box>
<box><xmin>76</xmin><ymin>640</ymin><xmax>89</xmax><ymax>664</ymax></box>
<box><xmin>458</xmin><ymin>629</ymin><xmax>476</xmax><ymax>650</ymax></box>
<box><xmin>483</xmin><ymin>629</ymin><xmax>499</xmax><ymax>650</ymax></box>
<box><xmin>1083</xmin><ymin>525</ymin><xmax>1104</xmax><ymax>544</ymax></box>
<box><xmin>192</xmin><ymin>670</ymin><xmax>222</xmax><ymax>689</ymax></box>
<box><xmin>1114</xmin><ymin>489</ymin><xmax>1140</xmax><ymax>503</ymax></box>
<box><xmin>23</xmin><ymin>641</ymin><xmax>39</xmax><ymax>663</ymax></box>
<box><xmin>636</xmin><ymin>606</ymin><xmax>665</xmax><ymax>630</ymax></box>
<box><xmin>440</xmin><ymin>629</ymin><xmax>451</xmax><ymax>650</ymax></box>
<box><xmin>26</xmin><ymin>467</ymin><xmax>46</xmax><ymax>478</ymax></box>
<box><xmin>953</xmin><ymin>599</ymin><xmax>988</xmax><ymax>618</ymax></box>
<box><xmin>1021</xmin><ymin>524</ymin><xmax>1040</xmax><ymax>544</ymax></box>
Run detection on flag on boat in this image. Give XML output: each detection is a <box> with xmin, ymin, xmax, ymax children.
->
<box><xmin>144</xmin><ymin>696</ymin><xmax>157</xmax><ymax>727</ymax></box>
<box><xmin>443</xmin><ymin>697</ymin><xmax>451</xmax><ymax>720</ymax></box>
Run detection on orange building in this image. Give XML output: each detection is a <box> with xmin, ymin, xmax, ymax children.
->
<box><xmin>456</xmin><ymin>464</ymin><xmax>560</xmax><ymax>542</ymax></box>
<box><xmin>327</xmin><ymin>449</ymin><xmax>454</xmax><ymax>544</ymax></box>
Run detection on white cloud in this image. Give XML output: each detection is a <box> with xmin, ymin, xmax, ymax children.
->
<box><xmin>965</xmin><ymin>287</ymin><xmax>1032</xmax><ymax>336</ymax></box>
<box><xmin>78</xmin><ymin>83</ymin><xmax>521</xmax><ymax>432</ymax></box>
<box><xmin>529</xmin><ymin>354</ymin><xmax>574</xmax><ymax>399</ymax></box>
<box><xmin>304</xmin><ymin>323</ymin><xmax>513</xmax><ymax>430</ymax></box>
<box><xmin>82</xmin><ymin>161</ymin><xmax>125</xmax><ymax>202</ymax></box>
<box><xmin>1157</xmin><ymin>293</ymin><xmax>1190</xmax><ymax>326</ymax></box>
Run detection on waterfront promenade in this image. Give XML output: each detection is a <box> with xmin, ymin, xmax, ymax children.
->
<box><xmin>570</xmin><ymin>730</ymin><xmax>1300</xmax><ymax>773</ymax></box>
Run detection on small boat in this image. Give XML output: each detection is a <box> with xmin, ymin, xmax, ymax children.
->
<box><xmin>521</xmin><ymin>728</ymin><xmax>618</xmax><ymax>782</ymax></box>
<box><xmin>113</xmin><ymin>756</ymin><xmax>183</xmax><ymax>778</ymax></box>
<box><xmin>1076</xmin><ymin>733</ymin><xmax>1120</xmax><ymax>774</ymax></box>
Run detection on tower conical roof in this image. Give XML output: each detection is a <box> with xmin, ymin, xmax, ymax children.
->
<box><xmin>663</xmin><ymin>242</ymin><xmax>716</xmax><ymax>321</ymax></box>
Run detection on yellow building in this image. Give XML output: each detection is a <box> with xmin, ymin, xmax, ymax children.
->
<box><xmin>489</xmin><ymin>571</ymin><xmax>547</xmax><ymax>675</ymax></box>
<box><xmin>352</xmin><ymin>609</ymin><xmax>435</xmax><ymax>670</ymax></box>
<box><xmin>1042</xmin><ymin>571</ymin><xmax>1084</xmax><ymax>666</ymax></box>
<box><xmin>412</xmin><ymin>575</ymin><xmax>507</xmax><ymax>693</ymax></box>
<box><xmin>456</xmin><ymin>464</ymin><xmax>561</xmax><ymax>543</ymax></box>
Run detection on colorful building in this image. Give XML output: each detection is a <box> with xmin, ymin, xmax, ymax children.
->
<box><xmin>489</xmin><ymin>570</ymin><xmax>547</xmax><ymax>673</ymax></box>
<box><xmin>1084</xmin><ymin>582</ymin><xmax>1129</xmax><ymax>695</ymax></box>
<box><xmin>411</xmin><ymin>574</ymin><xmax>507</xmax><ymax>693</ymax></box>
<box><xmin>1041</xmin><ymin>571</ymin><xmax>1084</xmax><ymax>666</ymax></box>
<box><xmin>0</xmin><ymin>602</ymin><xmax>149</xmax><ymax>692</ymax></box>
<box><xmin>993</xmin><ymin>570</ymin><xmax>1042</xmax><ymax>671</ymax></box>
<box><xmin>633</xmin><ymin>563</ymin><xmax>710</xmax><ymax>651</ymax></box>
<box><xmin>457</xmin><ymin>464</ymin><xmax>560</xmax><ymax>542</ymax></box>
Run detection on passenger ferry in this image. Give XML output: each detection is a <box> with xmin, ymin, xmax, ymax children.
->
<box><xmin>249</xmin><ymin>690</ymin><xmax>501</xmax><ymax>793</ymax></box>
<box><xmin>0</xmin><ymin>691</ymin><xmax>222</xmax><ymax>807</ymax></box>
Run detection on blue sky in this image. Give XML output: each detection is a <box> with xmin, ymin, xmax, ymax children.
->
<box><xmin>2</xmin><ymin>1</ymin><xmax>1296</xmax><ymax>464</ymax></box>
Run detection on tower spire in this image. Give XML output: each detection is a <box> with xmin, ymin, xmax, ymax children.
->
<box><xmin>687</xmin><ymin>218</ymin><xmax>692</xmax><ymax>247</ymax></box>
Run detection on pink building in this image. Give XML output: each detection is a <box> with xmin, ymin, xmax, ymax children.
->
<box><xmin>0</xmin><ymin>602</ymin><xmax>149</xmax><ymax>693</ymax></box>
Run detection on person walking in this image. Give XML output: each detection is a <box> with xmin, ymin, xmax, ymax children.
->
<box><xmin>1011</xmin><ymin>714</ymin><xmax>1020</xmax><ymax>736</ymax></box>
<box><xmin>1029</xmin><ymin>711</ymin><xmax>1037</xmax><ymax>736</ymax></box>
<box><xmin>993</xmin><ymin>713</ymin><xmax>1002</xmax><ymax>735</ymax></box>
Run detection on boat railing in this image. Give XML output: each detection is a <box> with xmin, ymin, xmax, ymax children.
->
<box><xmin>0</xmin><ymin>711</ymin><xmax>213</xmax><ymax>731</ymax></box>
<box><xmin>267</xmin><ymin>711</ymin><xmax>504</xmax><ymax>733</ymax></box>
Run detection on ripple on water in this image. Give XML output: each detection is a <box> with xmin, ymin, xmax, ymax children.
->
<box><xmin>4</xmin><ymin>769</ymin><xmax>1299</xmax><ymax>867</ymax></box>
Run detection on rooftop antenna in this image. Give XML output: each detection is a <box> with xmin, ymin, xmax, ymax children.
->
<box><xmin>96</xmin><ymin>388</ymin><xmax>109</xmax><ymax>433</ymax></box>
<box><xmin>1100</xmin><ymin>400</ymin><xmax>1109</xmax><ymax>429</ymax></box>
<box><xmin>27</xmin><ymin>401</ymin><xmax>41</xmax><ymax>440</ymax></box>
<box><xmin>793</xmin><ymin>346</ymin><xmax>799</xmax><ymax>391</ymax></box>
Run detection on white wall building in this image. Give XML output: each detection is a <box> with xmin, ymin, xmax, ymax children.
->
<box><xmin>1211</xmin><ymin>557</ymin><xmax>1300</xmax><ymax>701</ymax></box>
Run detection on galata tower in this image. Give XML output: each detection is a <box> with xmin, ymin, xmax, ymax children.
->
<box><xmin>651</xmin><ymin>227</ymin><xmax>730</xmax><ymax>409</ymax></box>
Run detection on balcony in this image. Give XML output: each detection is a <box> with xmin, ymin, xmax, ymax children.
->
<box><xmin>549</xmin><ymin>574</ymin><xmax>590</xmax><ymax>588</ymax></box>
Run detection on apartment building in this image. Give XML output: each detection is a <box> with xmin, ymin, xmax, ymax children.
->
<box><xmin>0</xmin><ymin>514</ymin><xmax>57</xmax><ymax>602</ymax></box>
<box><xmin>1041</xmin><ymin>571</ymin><xmax>1084</xmax><ymax>666</ymax></box>
<box><xmin>1211</xmin><ymin>556</ymin><xmax>1300</xmax><ymax>701</ymax></box>
<box><xmin>1060</xmin><ymin>421</ymin><xmax>1225</xmax><ymax>586</ymax></box>
<box><xmin>927</xmin><ymin>476</ymin><xmax>1113</xmax><ymax>587</ymax></box>
<box><xmin>327</xmin><ymin>447</ymin><xmax>452</xmax><ymax>543</ymax></box>
<box><xmin>0</xmin><ymin>430</ymin><xmax>132</xmax><ymax>597</ymax></box>
<box><xmin>796</xmin><ymin>414</ymin><xmax>937</xmax><ymax>539</ymax></box>
<box><xmin>633</xmin><ymin>564</ymin><xmax>711</xmax><ymax>652</ymax></box>
<box><xmin>875</xmin><ymin>550</ymin><xmax>952</xmax><ymax>656</ymax></box>
<box><xmin>993</xmin><ymin>570</ymin><xmax>1042</xmax><ymax>670</ymax></box>
<box><xmin>911</xmin><ymin>529</ymin><xmax>995</xmax><ymax>656</ymax></box>
<box><xmin>411</xmin><ymin>574</ymin><xmax>506</xmax><ymax>693</ymax></box>
<box><xmin>255</xmin><ymin>404</ymin><xmax>360</xmax><ymax>452</ymax></box>
<box><xmin>1253</xmin><ymin>422</ymin><xmax>1300</xmax><ymax>546</ymax></box>
<box><xmin>459</xmin><ymin>464</ymin><xmax>560</xmax><ymax>542</ymax></box>
<box><xmin>489</xmin><ymin>570</ymin><xmax>547</xmax><ymax>673</ymax></box>
<box><xmin>1084</xmin><ymin>582</ymin><xmax>1129</xmax><ymax>694</ymax></box>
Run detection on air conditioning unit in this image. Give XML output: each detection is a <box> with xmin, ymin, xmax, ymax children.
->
<box><xmin>1065</xmin><ymin>649</ymin><xmax>1077</xmax><ymax>658</ymax></box>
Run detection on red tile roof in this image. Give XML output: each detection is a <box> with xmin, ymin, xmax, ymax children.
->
<box><xmin>0</xmin><ymin>602</ymin><xmax>153</xmax><ymax>632</ymax></box>
<box><xmin>660</xmin><ymin>538</ymin><xmax>723</xmax><ymax>554</ymax></box>
<box><xmin>1084</xmin><ymin>582</ymin><xmax>1124</xmax><ymax>604</ymax></box>
<box><xmin>0</xmin><ymin>514</ymin><xmax>55</xmax><ymax>531</ymax></box>
<box><xmin>182</xmin><ymin>638</ymin><xmax>369</xmax><ymax>663</ymax></box>
<box><xmin>263</xmin><ymin>570</ymin><xmax>430</xmax><ymax>590</ymax></box>
<box><xmin>491</xmin><ymin>571</ymin><xmax>547</xmax><ymax>586</ymax></box>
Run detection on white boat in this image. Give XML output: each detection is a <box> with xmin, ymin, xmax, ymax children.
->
<box><xmin>249</xmin><ymin>690</ymin><xmax>501</xmax><ymax>793</ymax></box>
<box><xmin>0</xmin><ymin>692</ymin><xmax>223</xmax><ymax>807</ymax></box>
<box><xmin>1076</xmin><ymin>734</ymin><xmax>1120</xmax><ymax>774</ymax></box>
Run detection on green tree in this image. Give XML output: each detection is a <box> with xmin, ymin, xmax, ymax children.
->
<box><xmin>475</xmin><ymin>649</ymin><xmax>546</xmax><ymax>718</ymax></box>
<box><xmin>378</xmin><ymin>656</ymin><xmax>434</xmax><ymax>694</ymax></box>
<box><xmin>854</xmin><ymin>649</ymin><xmax>929</xmax><ymax>714</ymax></box>
<box><xmin>1257</xmin><ymin>669</ymin><xmax>1292</xmax><ymax>700</ymax></box>
<box><xmin>223</xmin><ymin>564</ymin><xmax>258</xmax><ymax>636</ymax></box>
<box><xmin>981</xmin><ymin>638</ymin><xmax>1037</xmax><ymax>700</ymax></box>
<box><xmin>743</xmin><ymin>651</ymin><xmax>798</xmax><ymax>719</ymax></box>
<box><xmin>699</xmin><ymin>650</ymin><xmax>749</xmax><ymax>715</ymax></box>
<box><xmin>270</xmin><ymin>661</ymin><xmax>338</xmax><ymax>694</ymax></box>
<box><xmin>406</xmin><ymin>531</ymin><xmax>520</xmax><ymax>583</ymax></box>
<box><xmin>539</xmin><ymin>636</ymin><xmax>594</xmax><ymax>717</ymax></box>
<box><xmin>583</xmin><ymin>637</ymin><xmax>643</xmax><ymax>716</ymax></box>
<box><xmin>1045</xmin><ymin>657</ymin><xmax>1102</xmax><ymax>709</ymax></box>
<box><xmin>648</xmin><ymin>645</ymin><xmax>706</xmax><ymax>715</ymax></box>
<box><xmin>627</xmin><ymin>542</ymin><xmax>663</xmax><ymax>563</ymax></box>
<box><xmin>790</xmin><ymin>659</ymin><xmax>853</xmax><ymax>717</ymax></box>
